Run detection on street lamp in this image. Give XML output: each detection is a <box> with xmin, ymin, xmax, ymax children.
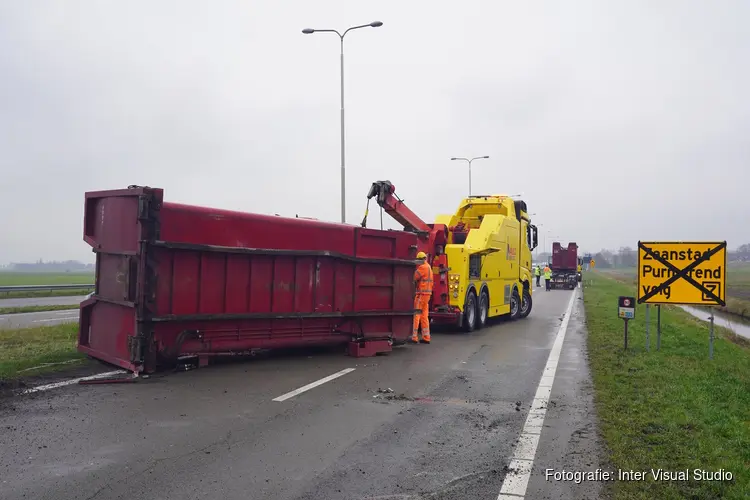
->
<box><xmin>302</xmin><ymin>21</ymin><xmax>384</xmax><ymax>224</ymax></box>
<box><xmin>450</xmin><ymin>156</ymin><xmax>489</xmax><ymax>196</ymax></box>
<box><xmin>547</xmin><ymin>232</ymin><xmax>559</xmax><ymax>260</ymax></box>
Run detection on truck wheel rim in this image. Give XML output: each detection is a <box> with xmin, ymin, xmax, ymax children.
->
<box><xmin>480</xmin><ymin>295</ymin><xmax>488</xmax><ymax>322</ymax></box>
<box><xmin>467</xmin><ymin>297</ymin><xmax>475</xmax><ymax>325</ymax></box>
<box><xmin>521</xmin><ymin>294</ymin><xmax>530</xmax><ymax>314</ymax></box>
<box><xmin>511</xmin><ymin>294</ymin><xmax>519</xmax><ymax>316</ymax></box>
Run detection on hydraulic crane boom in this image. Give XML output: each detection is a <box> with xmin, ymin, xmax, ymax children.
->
<box><xmin>361</xmin><ymin>181</ymin><xmax>432</xmax><ymax>236</ymax></box>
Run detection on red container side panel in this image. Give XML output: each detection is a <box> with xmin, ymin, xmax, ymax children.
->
<box><xmin>150</xmin><ymin>248</ymin><xmax>414</xmax><ymax>320</ymax></box>
<box><xmin>78</xmin><ymin>186</ymin><xmax>419</xmax><ymax>373</ymax></box>
<box><xmin>157</xmin><ymin>203</ymin><xmax>416</xmax><ymax>260</ymax></box>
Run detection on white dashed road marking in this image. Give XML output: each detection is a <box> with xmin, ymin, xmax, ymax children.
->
<box><xmin>272</xmin><ymin>368</ymin><xmax>356</xmax><ymax>402</ymax></box>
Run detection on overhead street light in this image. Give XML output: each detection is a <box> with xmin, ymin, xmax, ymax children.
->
<box><xmin>450</xmin><ymin>156</ymin><xmax>489</xmax><ymax>197</ymax></box>
<box><xmin>301</xmin><ymin>21</ymin><xmax>384</xmax><ymax>224</ymax></box>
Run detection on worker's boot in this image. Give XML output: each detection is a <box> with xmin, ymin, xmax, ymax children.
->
<box><xmin>420</xmin><ymin>332</ymin><xmax>431</xmax><ymax>344</ymax></box>
<box><xmin>420</xmin><ymin>338</ymin><xmax>431</xmax><ymax>344</ymax></box>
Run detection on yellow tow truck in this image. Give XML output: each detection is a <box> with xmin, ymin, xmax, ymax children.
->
<box><xmin>362</xmin><ymin>181</ymin><xmax>539</xmax><ymax>332</ymax></box>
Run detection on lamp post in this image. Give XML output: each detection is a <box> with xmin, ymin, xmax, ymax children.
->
<box><xmin>450</xmin><ymin>156</ymin><xmax>489</xmax><ymax>196</ymax></box>
<box><xmin>302</xmin><ymin>21</ymin><xmax>384</xmax><ymax>224</ymax></box>
<box><xmin>547</xmin><ymin>232</ymin><xmax>559</xmax><ymax>263</ymax></box>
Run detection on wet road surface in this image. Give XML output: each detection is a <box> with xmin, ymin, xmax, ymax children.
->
<box><xmin>0</xmin><ymin>295</ymin><xmax>88</xmax><ymax>309</ymax></box>
<box><xmin>0</xmin><ymin>309</ymin><xmax>80</xmax><ymax>330</ymax></box>
<box><xmin>0</xmin><ymin>287</ymin><xmax>604</xmax><ymax>500</ymax></box>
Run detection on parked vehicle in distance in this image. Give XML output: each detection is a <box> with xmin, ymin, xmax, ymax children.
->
<box><xmin>550</xmin><ymin>242</ymin><xmax>579</xmax><ymax>290</ymax></box>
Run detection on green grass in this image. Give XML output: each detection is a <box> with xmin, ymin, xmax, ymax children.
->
<box><xmin>0</xmin><ymin>288</ymin><xmax>93</xmax><ymax>300</ymax></box>
<box><xmin>583</xmin><ymin>272</ymin><xmax>750</xmax><ymax>499</ymax></box>
<box><xmin>0</xmin><ymin>304</ymin><xmax>79</xmax><ymax>315</ymax></box>
<box><xmin>0</xmin><ymin>323</ymin><xmax>85</xmax><ymax>380</ymax></box>
<box><xmin>0</xmin><ymin>271</ymin><xmax>94</xmax><ymax>286</ymax></box>
<box><xmin>0</xmin><ymin>271</ymin><xmax>94</xmax><ymax>299</ymax></box>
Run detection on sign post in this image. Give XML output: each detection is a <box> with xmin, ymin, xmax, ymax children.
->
<box><xmin>637</xmin><ymin>241</ymin><xmax>727</xmax><ymax>358</ymax></box>
<box><xmin>645</xmin><ymin>304</ymin><xmax>650</xmax><ymax>351</ymax></box>
<box><xmin>657</xmin><ymin>305</ymin><xmax>661</xmax><ymax>350</ymax></box>
<box><xmin>709</xmin><ymin>308</ymin><xmax>715</xmax><ymax>359</ymax></box>
<box><xmin>618</xmin><ymin>296</ymin><xmax>635</xmax><ymax>350</ymax></box>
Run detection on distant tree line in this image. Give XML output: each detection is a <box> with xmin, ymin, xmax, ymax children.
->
<box><xmin>1</xmin><ymin>259</ymin><xmax>94</xmax><ymax>273</ymax></box>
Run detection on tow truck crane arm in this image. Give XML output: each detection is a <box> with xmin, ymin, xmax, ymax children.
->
<box><xmin>360</xmin><ymin>180</ymin><xmax>431</xmax><ymax>236</ymax></box>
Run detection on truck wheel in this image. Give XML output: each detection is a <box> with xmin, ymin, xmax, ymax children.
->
<box><xmin>510</xmin><ymin>288</ymin><xmax>521</xmax><ymax>320</ymax></box>
<box><xmin>463</xmin><ymin>291</ymin><xmax>477</xmax><ymax>332</ymax></box>
<box><xmin>520</xmin><ymin>288</ymin><xmax>533</xmax><ymax>318</ymax></box>
<box><xmin>477</xmin><ymin>290</ymin><xmax>489</xmax><ymax>329</ymax></box>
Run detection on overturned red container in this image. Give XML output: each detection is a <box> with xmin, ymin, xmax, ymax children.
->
<box><xmin>78</xmin><ymin>186</ymin><xmax>419</xmax><ymax>374</ymax></box>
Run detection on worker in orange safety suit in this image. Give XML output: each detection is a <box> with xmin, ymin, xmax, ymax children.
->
<box><xmin>412</xmin><ymin>251</ymin><xmax>433</xmax><ymax>344</ymax></box>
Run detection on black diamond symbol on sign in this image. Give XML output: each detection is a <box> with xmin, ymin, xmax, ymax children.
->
<box><xmin>701</xmin><ymin>282</ymin><xmax>721</xmax><ymax>302</ymax></box>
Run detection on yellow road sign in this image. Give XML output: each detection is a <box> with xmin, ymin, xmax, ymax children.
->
<box><xmin>637</xmin><ymin>241</ymin><xmax>726</xmax><ymax>306</ymax></box>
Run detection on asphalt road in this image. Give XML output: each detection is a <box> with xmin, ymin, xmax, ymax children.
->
<box><xmin>0</xmin><ymin>287</ymin><xmax>604</xmax><ymax>500</ymax></box>
<box><xmin>0</xmin><ymin>295</ymin><xmax>88</xmax><ymax>308</ymax></box>
<box><xmin>0</xmin><ymin>309</ymin><xmax>80</xmax><ymax>329</ymax></box>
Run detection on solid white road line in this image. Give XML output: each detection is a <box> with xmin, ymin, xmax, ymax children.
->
<box><xmin>497</xmin><ymin>289</ymin><xmax>578</xmax><ymax>500</ymax></box>
<box><xmin>21</xmin><ymin>370</ymin><xmax>128</xmax><ymax>395</ymax></box>
<box><xmin>32</xmin><ymin>316</ymin><xmax>79</xmax><ymax>323</ymax></box>
<box><xmin>272</xmin><ymin>368</ymin><xmax>356</xmax><ymax>402</ymax></box>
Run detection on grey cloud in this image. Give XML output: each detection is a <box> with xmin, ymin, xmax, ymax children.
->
<box><xmin>0</xmin><ymin>0</ymin><xmax>748</xmax><ymax>263</ymax></box>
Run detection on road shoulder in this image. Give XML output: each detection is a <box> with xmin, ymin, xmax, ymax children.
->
<box><xmin>525</xmin><ymin>291</ymin><xmax>610</xmax><ymax>500</ymax></box>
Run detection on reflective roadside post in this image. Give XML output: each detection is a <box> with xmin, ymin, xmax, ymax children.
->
<box><xmin>302</xmin><ymin>21</ymin><xmax>384</xmax><ymax>224</ymax></box>
<box><xmin>618</xmin><ymin>296</ymin><xmax>635</xmax><ymax>350</ymax></box>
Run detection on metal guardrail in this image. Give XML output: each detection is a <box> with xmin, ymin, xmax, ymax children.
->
<box><xmin>0</xmin><ymin>284</ymin><xmax>95</xmax><ymax>295</ymax></box>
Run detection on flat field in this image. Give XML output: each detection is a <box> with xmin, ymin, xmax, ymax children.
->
<box><xmin>0</xmin><ymin>271</ymin><xmax>94</xmax><ymax>299</ymax></box>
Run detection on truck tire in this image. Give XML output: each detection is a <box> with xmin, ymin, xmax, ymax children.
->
<box><xmin>477</xmin><ymin>289</ymin><xmax>489</xmax><ymax>329</ymax></box>
<box><xmin>510</xmin><ymin>288</ymin><xmax>521</xmax><ymax>320</ymax></box>
<box><xmin>463</xmin><ymin>291</ymin><xmax>477</xmax><ymax>332</ymax></box>
<box><xmin>520</xmin><ymin>288</ymin><xmax>533</xmax><ymax>318</ymax></box>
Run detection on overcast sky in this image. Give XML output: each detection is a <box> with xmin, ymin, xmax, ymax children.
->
<box><xmin>1</xmin><ymin>0</ymin><xmax>748</xmax><ymax>264</ymax></box>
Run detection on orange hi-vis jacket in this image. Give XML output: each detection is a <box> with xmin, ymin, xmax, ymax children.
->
<box><xmin>414</xmin><ymin>261</ymin><xmax>434</xmax><ymax>295</ymax></box>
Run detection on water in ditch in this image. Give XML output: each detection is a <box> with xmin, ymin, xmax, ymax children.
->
<box><xmin>679</xmin><ymin>305</ymin><xmax>750</xmax><ymax>340</ymax></box>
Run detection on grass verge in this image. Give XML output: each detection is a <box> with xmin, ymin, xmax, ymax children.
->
<box><xmin>583</xmin><ymin>272</ymin><xmax>749</xmax><ymax>500</ymax></box>
<box><xmin>0</xmin><ymin>271</ymin><xmax>94</xmax><ymax>300</ymax></box>
<box><xmin>0</xmin><ymin>323</ymin><xmax>85</xmax><ymax>381</ymax></box>
<box><xmin>0</xmin><ymin>271</ymin><xmax>94</xmax><ymax>286</ymax></box>
<box><xmin>0</xmin><ymin>304</ymin><xmax>79</xmax><ymax>315</ymax></box>
<box><xmin>0</xmin><ymin>289</ymin><xmax>92</xmax><ymax>300</ymax></box>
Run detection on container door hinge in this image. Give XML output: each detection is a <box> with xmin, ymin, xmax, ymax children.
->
<box><xmin>127</xmin><ymin>335</ymin><xmax>146</xmax><ymax>366</ymax></box>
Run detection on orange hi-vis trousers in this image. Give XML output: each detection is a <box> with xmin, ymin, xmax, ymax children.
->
<box><xmin>412</xmin><ymin>293</ymin><xmax>431</xmax><ymax>342</ymax></box>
